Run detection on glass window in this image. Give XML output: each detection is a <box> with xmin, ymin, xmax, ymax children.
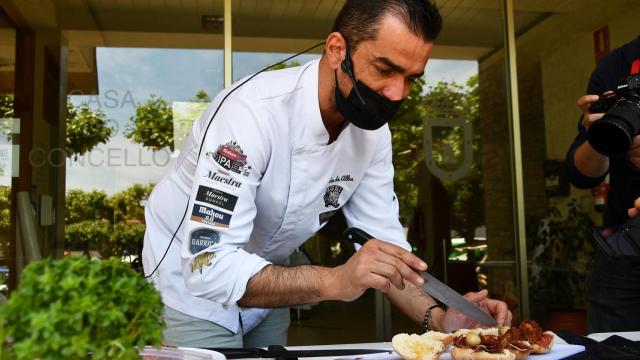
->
<box><xmin>0</xmin><ymin>12</ymin><xmax>15</xmax><ymax>298</ymax></box>
<box><xmin>65</xmin><ymin>47</ymin><xmax>224</xmax><ymax>261</ymax></box>
<box><xmin>520</xmin><ymin>2</ymin><xmax>640</xmax><ymax>335</ymax></box>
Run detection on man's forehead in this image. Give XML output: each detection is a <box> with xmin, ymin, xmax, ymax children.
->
<box><xmin>357</xmin><ymin>15</ymin><xmax>432</xmax><ymax>73</ymax></box>
<box><xmin>360</xmin><ymin>41</ymin><xmax>432</xmax><ymax>75</ymax></box>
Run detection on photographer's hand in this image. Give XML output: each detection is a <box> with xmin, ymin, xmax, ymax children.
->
<box><xmin>578</xmin><ymin>94</ymin><xmax>605</xmax><ymax>129</ymax></box>
<box><xmin>628</xmin><ymin>197</ymin><xmax>640</xmax><ymax>218</ymax></box>
<box><xmin>575</xmin><ymin>94</ymin><xmax>610</xmax><ymax>177</ymax></box>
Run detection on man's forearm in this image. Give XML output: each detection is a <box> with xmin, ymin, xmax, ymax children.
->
<box><xmin>237</xmin><ymin>264</ymin><xmax>337</xmax><ymax>307</ymax></box>
<box><xmin>574</xmin><ymin>141</ymin><xmax>609</xmax><ymax>177</ymax></box>
<box><xmin>385</xmin><ymin>281</ymin><xmax>444</xmax><ymax>330</ymax></box>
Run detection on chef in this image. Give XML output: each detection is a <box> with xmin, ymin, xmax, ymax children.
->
<box><xmin>142</xmin><ymin>0</ymin><xmax>512</xmax><ymax>348</ymax></box>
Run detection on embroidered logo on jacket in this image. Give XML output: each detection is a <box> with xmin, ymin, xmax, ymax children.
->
<box><xmin>190</xmin><ymin>229</ymin><xmax>220</xmax><ymax>254</ymax></box>
<box><xmin>191</xmin><ymin>204</ymin><xmax>232</xmax><ymax>228</ymax></box>
<box><xmin>201</xmin><ymin>169</ymin><xmax>243</xmax><ymax>191</ymax></box>
<box><xmin>323</xmin><ymin>185</ymin><xmax>343</xmax><ymax>208</ymax></box>
<box><xmin>190</xmin><ymin>252</ymin><xmax>216</xmax><ymax>273</ymax></box>
<box><xmin>208</xmin><ymin>140</ymin><xmax>251</xmax><ymax>176</ymax></box>
<box><xmin>329</xmin><ymin>174</ymin><xmax>354</xmax><ymax>183</ymax></box>
<box><xmin>196</xmin><ymin>185</ymin><xmax>238</xmax><ymax>212</ymax></box>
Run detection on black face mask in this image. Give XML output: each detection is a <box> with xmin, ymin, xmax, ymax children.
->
<box><xmin>334</xmin><ymin>46</ymin><xmax>403</xmax><ymax>131</ymax></box>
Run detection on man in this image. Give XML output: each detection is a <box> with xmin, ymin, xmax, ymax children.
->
<box><xmin>566</xmin><ymin>35</ymin><xmax>640</xmax><ymax>332</ymax></box>
<box><xmin>143</xmin><ymin>0</ymin><xmax>511</xmax><ymax>348</ymax></box>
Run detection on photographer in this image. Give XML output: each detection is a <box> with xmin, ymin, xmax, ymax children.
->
<box><xmin>566</xmin><ymin>35</ymin><xmax>640</xmax><ymax>332</ymax></box>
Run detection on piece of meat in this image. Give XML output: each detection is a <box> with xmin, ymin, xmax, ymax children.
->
<box><xmin>519</xmin><ymin>320</ymin><xmax>543</xmax><ymax>344</ymax></box>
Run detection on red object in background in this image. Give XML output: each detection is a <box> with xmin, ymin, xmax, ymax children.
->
<box><xmin>631</xmin><ymin>59</ymin><xmax>640</xmax><ymax>75</ymax></box>
<box><xmin>593</xmin><ymin>25</ymin><xmax>610</xmax><ymax>63</ymax></box>
<box><xmin>592</xmin><ymin>175</ymin><xmax>610</xmax><ymax>212</ymax></box>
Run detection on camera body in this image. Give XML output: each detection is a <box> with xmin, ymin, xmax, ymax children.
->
<box><xmin>587</xmin><ymin>73</ymin><xmax>640</xmax><ymax>156</ymax></box>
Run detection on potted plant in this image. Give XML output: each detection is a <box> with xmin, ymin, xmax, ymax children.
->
<box><xmin>529</xmin><ymin>198</ymin><xmax>595</xmax><ymax>334</ymax></box>
<box><xmin>0</xmin><ymin>257</ymin><xmax>165</xmax><ymax>359</ymax></box>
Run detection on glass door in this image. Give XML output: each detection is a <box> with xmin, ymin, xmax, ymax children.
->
<box><xmin>0</xmin><ymin>10</ymin><xmax>16</xmax><ymax>299</ymax></box>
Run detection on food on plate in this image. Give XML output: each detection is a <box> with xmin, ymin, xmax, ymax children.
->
<box><xmin>449</xmin><ymin>320</ymin><xmax>554</xmax><ymax>359</ymax></box>
<box><xmin>450</xmin><ymin>329</ymin><xmax>526</xmax><ymax>360</ymax></box>
<box><xmin>518</xmin><ymin>320</ymin><xmax>554</xmax><ymax>354</ymax></box>
<box><xmin>450</xmin><ymin>347</ymin><xmax>516</xmax><ymax>360</ymax></box>
<box><xmin>392</xmin><ymin>333</ymin><xmax>446</xmax><ymax>360</ymax></box>
<box><xmin>421</xmin><ymin>331</ymin><xmax>454</xmax><ymax>347</ymax></box>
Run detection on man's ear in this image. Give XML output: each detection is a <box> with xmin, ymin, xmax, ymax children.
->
<box><xmin>325</xmin><ymin>32</ymin><xmax>346</xmax><ymax>71</ymax></box>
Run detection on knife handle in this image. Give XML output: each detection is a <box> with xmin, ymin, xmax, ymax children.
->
<box><xmin>343</xmin><ymin>227</ymin><xmax>374</xmax><ymax>246</ymax></box>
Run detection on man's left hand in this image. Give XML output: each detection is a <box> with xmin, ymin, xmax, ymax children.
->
<box><xmin>438</xmin><ymin>289</ymin><xmax>512</xmax><ymax>333</ymax></box>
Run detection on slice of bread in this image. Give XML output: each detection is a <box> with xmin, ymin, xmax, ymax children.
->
<box><xmin>392</xmin><ymin>333</ymin><xmax>446</xmax><ymax>360</ymax></box>
<box><xmin>450</xmin><ymin>347</ymin><xmax>516</xmax><ymax>360</ymax></box>
<box><xmin>421</xmin><ymin>331</ymin><xmax>454</xmax><ymax>347</ymax></box>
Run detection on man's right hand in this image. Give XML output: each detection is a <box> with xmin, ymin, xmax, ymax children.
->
<box><xmin>327</xmin><ymin>239</ymin><xmax>428</xmax><ymax>302</ymax></box>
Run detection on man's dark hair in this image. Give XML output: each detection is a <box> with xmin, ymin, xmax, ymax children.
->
<box><xmin>331</xmin><ymin>0</ymin><xmax>442</xmax><ymax>51</ymax></box>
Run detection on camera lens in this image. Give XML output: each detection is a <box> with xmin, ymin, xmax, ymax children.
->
<box><xmin>587</xmin><ymin>100</ymin><xmax>640</xmax><ymax>156</ymax></box>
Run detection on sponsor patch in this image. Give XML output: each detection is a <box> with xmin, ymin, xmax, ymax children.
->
<box><xmin>190</xmin><ymin>251</ymin><xmax>216</xmax><ymax>273</ymax></box>
<box><xmin>190</xmin><ymin>229</ymin><xmax>220</xmax><ymax>254</ymax></box>
<box><xmin>191</xmin><ymin>204</ymin><xmax>232</xmax><ymax>228</ymax></box>
<box><xmin>319</xmin><ymin>210</ymin><xmax>338</xmax><ymax>225</ymax></box>
<box><xmin>323</xmin><ymin>185</ymin><xmax>343</xmax><ymax>208</ymax></box>
<box><xmin>207</xmin><ymin>140</ymin><xmax>251</xmax><ymax>176</ymax></box>
<box><xmin>196</xmin><ymin>185</ymin><xmax>238</xmax><ymax>212</ymax></box>
<box><xmin>201</xmin><ymin>169</ymin><xmax>243</xmax><ymax>191</ymax></box>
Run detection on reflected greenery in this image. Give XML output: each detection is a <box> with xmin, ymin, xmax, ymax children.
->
<box><xmin>390</xmin><ymin>76</ymin><xmax>483</xmax><ymax>242</ymax></box>
<box><xmin>529</xmin><ymin>199</ymin><xmax>595</xmax><ymax>321</ymax></box>
<box><xmin>64</xmin><ymin>184</ymin><xmax>154</xmax><ymax>260</ymax></box>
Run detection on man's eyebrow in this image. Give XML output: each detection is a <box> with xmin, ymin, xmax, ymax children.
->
<box><xmin>375</xmin><ymin>56</ymin><xmax>424</xmax><ymax>77</ymax></box>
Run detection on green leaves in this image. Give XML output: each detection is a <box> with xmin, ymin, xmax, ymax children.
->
<box><xmin>64</xmin><ymin>185</ymin><xmax>153</xmax><ymax>258</ymax></box>
<box><xmin>529</xmin><ymin>199</ymin><xmax>595</xmax><ymax>320</ymax></box>
<box><xmin>0</xmin><ymin>94</ymin><xmax>14</xmax><ymax>119</ymax></box>
<box><xmin>65</xmin><ymin>189</ymin><xmax>111</xmax><ymax>224</ymax></box>
<box><xmin>0</xmin><ymin>257</ymin><xmax>164</xmax><ymax>359</ymax></box>
<box><xmin>66</xmin><ymin>102</ymin><xmax>114</xmax><ymax>159</ymax></box>
<box><xmin>125</xmin><ymin>95</ymin><xmax>174</xmax><ymax>151</ymax></box>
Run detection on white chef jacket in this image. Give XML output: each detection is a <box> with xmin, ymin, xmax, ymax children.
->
<box><xmin>142</xmin><ymin>59</ymin><xmax>409</xmax><ymax>334</ymax></box>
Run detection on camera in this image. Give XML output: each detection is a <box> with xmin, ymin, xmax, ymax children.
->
<box><xmin>587</xmin><ymin>73</ymin><xmax>640</xmax><ymax>156</ymax></box>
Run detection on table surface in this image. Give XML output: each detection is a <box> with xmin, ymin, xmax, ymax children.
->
<box><xmin>182</xmin><ymin>332</ymin><xmax>640</xmax><ymax>359</ymax></box>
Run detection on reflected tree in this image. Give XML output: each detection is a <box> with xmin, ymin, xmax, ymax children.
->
<box><xmin>125</xmin><ymin>94</ymin><xmax>174</xmax><ymax>151</ymax></box>
<box><xmin>390</xmin><ymin>76</ymin><xmax>483</xmax><ymax>243</ymax></box>
<box><xmin>66</xmin><ymin>102</ymin><xmax>114</xmax><ymax>159</ymax></box>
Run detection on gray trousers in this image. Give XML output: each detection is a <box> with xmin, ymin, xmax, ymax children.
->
<box><xmin>163</xmin><ymin>306</ymin><xmax>291</xmax><ymax>348</ymax></box>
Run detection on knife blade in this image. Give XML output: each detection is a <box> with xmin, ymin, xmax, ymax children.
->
<box><xmin>420</xmin><ymin>271</ymin><xmax>497</xmax><ymax>326</ymax></box>
<box><xmin>344</xmin><ymin>227</ymin><xmax>498</xmax><ymax>326</ymax></box>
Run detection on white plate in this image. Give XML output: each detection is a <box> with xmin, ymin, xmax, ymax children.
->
<box><xmin>330</xmin><ymin>343</ymin><xmax>585</xmax><ymax>360</ymax></box>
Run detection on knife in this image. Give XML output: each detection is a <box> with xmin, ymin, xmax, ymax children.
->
<box><xmin>344</xmin><ymin>227</ymin><xmax>498</xmax><ymax>326</ymax></box>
